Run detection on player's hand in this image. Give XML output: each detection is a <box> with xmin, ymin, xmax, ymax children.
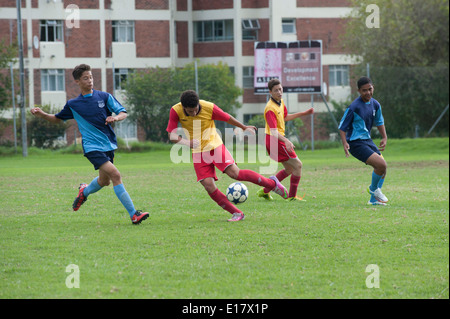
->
<box><xmin>30</xmin><ymin>107</ymin><xmax>44</xmax><ymax>117</ymax></box>
<box><xmin>286</xmin><ymin>139</ymin><xmax>295</xmax><ymax>152</ymax></box>
<box><xmin>190</xmin><ymin>139</ymin><xmax>200</xmax><ymax>149</ymax></box>
<box><xmin>243</xmin><ymin>125</ymin><xmax>257</xmax><ymax>135</ymax></box>
<box><xmin>343</xmin><ymin>142</ymin><xmax>350</xmax><ymax>158</ymax></box>
<box><xmin>306</xmin><ymin>107</ymin><xmax>314</xmax><ymax>115</ymax></box>
<box><xmin>105</xmin><ymin>116</ymin><xmax>117</xmax><ymax>125</ymax></box>
<box><xmin>379</xmin><ymin>138</ymin><xmax>387</xmax><ymax>152</ymax></box>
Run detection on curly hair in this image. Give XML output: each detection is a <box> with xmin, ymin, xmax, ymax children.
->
<box><xmin>180</xmin><ymin>90</ymin><xmax>199</xmax><ymax>108</ymax></box>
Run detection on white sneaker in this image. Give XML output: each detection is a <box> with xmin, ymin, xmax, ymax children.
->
<box><xmin>368</xmin><ymin>186</ymin><xmax>388</xmax><ymax>203</ymax></box>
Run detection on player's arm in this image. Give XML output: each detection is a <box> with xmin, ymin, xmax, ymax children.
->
<box><xmin>212</xmin><ymin>104</ymin><xmax>256</xmax><ymax>134</ymax></box>
<box><xmin>270</xmin><ymin>128</ymin><xmax>295</xmax><ymax>152</ymax></box>
<box><xmin>376</xmin><ymin>124</ymin><xmax>387</xmax><ymax>151</ymax></box>
<box><xmin>166</xmin><ymin>108</ymin><xmax>199</xmax><ymax>149</ymax></box>
<box><xmin>226</xmin><ymin>115</ymin><xmax>256</xmax><ymax>135</ymax></box>
<box><xmin>284</xmin><ymin>107</ymin><xmax>314</xmax><ymax>122</ymax></box>
<box><xmin>30</xmin><ymin>107</ymin><xmax>62</xmax><ymax>124</ymax></box>
<box><xmin>265</xmin><ymin>110</ymin><xmax>294</xmax><ymax>152</ymax></box>
<box><xmin>168</xmin><ymin>131</ymin><xmax>199</xmax><ymax>149</ymax></box>
<box><xmin>339</xmin><ymin>129</ymin><xmax>350</xmax><ymax>158</ymax></box>
<box><xmin>105</xmin><ymin>111</ymin><xmax>127</xmax><ymax>125</ymax></box>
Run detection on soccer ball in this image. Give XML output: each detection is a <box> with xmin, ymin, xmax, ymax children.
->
<box><xmin>226</xmin><ymin>182</ymin><xmax>248</xmax><ymax>204</ymax></box>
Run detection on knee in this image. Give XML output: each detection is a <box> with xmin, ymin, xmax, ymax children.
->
<box><xmin>225</xmin><ymin>166</ymin><xmax>239</xmax><ymax>180</ymax></box>
<box><xmin>201</xmin><ymin>180</ymin><xmax>217</xmax><ymax>194</ymax></box>
<box><xmin>293</xmin><ymin>160</ymin><xmax>302</xmax><ymax>173</ymax></box>
<box><xmin>374</xmin><ymin>160</ymin><xmax>387</xmax><ymax>175</ymax></box>
<box><xmin>98</xmin><ymin>178</ymin><xmax>111</xmax><ymax>187</ymax></box>
<box><xmin>108</xmin><ymin>170</ymin><xmax>122</xmax><ymax>185</ymax></box>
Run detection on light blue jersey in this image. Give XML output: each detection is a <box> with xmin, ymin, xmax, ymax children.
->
<box><xmin>339</xmin><ymin>96</ymin><xmax>384</xmax><ymax>142</ymax></box>
<box><xmin>55</xmin><ymin>90</ymin><xmax>126</xmax><ymax>153</ymax></box>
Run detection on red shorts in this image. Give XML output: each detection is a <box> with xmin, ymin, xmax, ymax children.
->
<box><xmin>265</xmin><ymin>134</ymin><xmax>297</xmax><ymax>163</ymax></box>
<box><xmin>192</xmin><ymin>144</ymin><xmax>235</xmax><ymax>182</ymax></box>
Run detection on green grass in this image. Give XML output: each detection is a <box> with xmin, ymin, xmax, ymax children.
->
<box><xmin>0</xmin><ymin>138</ymin><xmax>448</xmax><ymax>299</ymax></box>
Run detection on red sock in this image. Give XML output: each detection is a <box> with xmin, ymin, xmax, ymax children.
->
<box><xmin>289</xmin><ymin>175</ymin><xmax>301</xmax><ymax>198</ymax></box>
<box><xmin>237</xmin><ymin>169</ymin><xmax>275</xmax><ymax>189</ymax></box>
<box><xmin>208</xmin><ymin>188</ymin><xmax>242</xmax><ymax>215</ymax></box>
<box><xmin>263</xmin><ymin>169</ymin><xmax>289</xmax><ymax>193</ymax></box>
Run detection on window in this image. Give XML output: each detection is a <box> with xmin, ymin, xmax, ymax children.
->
<box><xmin>40</xmin><ymin>20</ymin><xmax>63</xmax><ymax>42</ymax></box>
<box><xmin>114</xmin><ymin>69</ymin><xmax>133</xmax><ymax>91</ymax></box>
<box><xmin>115</xmin><ymin>118</ymin><xmax>137</xmax><ymax>141</ymax></box>
<box><xmin>282</xmin><ymin>18</ymin><xmax>296</xmax><ymax>34</ymax></box>
<box><xmin>41</xmin><ymin>69</ymin><xmax>65</xmax><ymax>91</ymax></box>
<box><xmin>195</xmin><ymin>20</ymin><xmax>234</xmax><ymax>42</ymax></box>
<box><xmin>112</xmin><ymin>21</ymin><xmax>135</xmax><ymax>42</ymax></box>
<box><xmin>242</xmin><ymin>19</ymin><xmax>260</xmax><ymax>40</ymax></box>
<box><xmin>329</xmin><ymin>65</ymin><xmax>350</xmax><ymax>86</ymax></box>
<box><xmin>243</xmin><ymin>66</ymin><xmax>254</xmax><ymax>88</ymax></box>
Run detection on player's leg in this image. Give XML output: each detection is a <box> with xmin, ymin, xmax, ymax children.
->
<box><xmin>349</xmin><ymin>140</ymin><xmax>388</xmax><ymax>205</ymax></box>
<box><xmin>259</xmin><ymin>168</ymin><xmax>290</xmax><ymax>199</ymax></box>
<box><xmin>200</xmin><ymin>177</ymin><xmax>245</xmax><ymax>222</ymax></box>
<box><xmin>73</xmin><ymin>151</ymin><xmax>112</xmax><ymax>211</ymax></box>
<box><xmin>366</xmin><ymin>152</ymin><xmax>388</xmax><ymax>203</ymax></box>
<box><xmin>99</xmin><ymin>161</ymin><xmax>149</xmax><ymax>224</ymax></box>
<box><xmin>282</xmin><ymin>158</ymin><xmax>305</xmax><ymax>201</ymax></box>
<box><xmin>224</xmin><ymin>164</ymin><xmax>288</xmax><ymax>199</ymax></box>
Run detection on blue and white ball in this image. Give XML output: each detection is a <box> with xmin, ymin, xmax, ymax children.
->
<box><xmin>226</xmin><ymin>182</ymin><xmax>249</xmax><ymax>204</ymax></box>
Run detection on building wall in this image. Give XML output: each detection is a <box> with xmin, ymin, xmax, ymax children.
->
<box><xmin>0</xmin><ymin>0</ymin><xmax>357</xmax><ymax>144</ymax></box>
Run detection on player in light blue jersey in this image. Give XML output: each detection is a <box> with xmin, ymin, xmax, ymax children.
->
<box><xmin>338</xmin><ymin>76</ymin><xmax>389</xmax><ymax>206</ymax></box>
<box><xmin>31</xmin><ymin>64</ymin><xmax>149</xmax><ymax>224</ymax></box>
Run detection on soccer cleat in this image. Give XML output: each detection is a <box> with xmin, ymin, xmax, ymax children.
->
<box><xmin>367</xmin><ymin>200</ymin><xmax>387</xmax><ymax>206</ymax></box>
<box><xmin>72</xmin><ymin>183</ymin><xmax>88</xmax><ymax>211</ymax></box>
<box><xmin>367</xmin><ymin>186</ymin><xmax>388</xmax><ymax>203</ymax></box>
<box><xmin>289</xmin><ymin>195</ymin><xmax>306</xmax><ymax>202</ymax></box>
<box><xmin>269</xmin><ymin>175</ymin><xmax>288</xmax><ymax>199</ymax></box>
<box><xmin>227</xmin><ymin>212</ymin><xmax>245</xmax><ymax>222</ymax></box>
<box><xmin>131</xmin><ymin>210</ymin><xmax>149</xmax><ymax>224</ymax></box>
<box><xmin>256</xmin><ymin>188</ymin><xmax>274</xmax><ymax>201</ymax></box>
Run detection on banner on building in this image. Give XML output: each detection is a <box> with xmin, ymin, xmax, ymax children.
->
<box><xmin>254</xmin><ymin>40</ymin><xmax>322</xmax><ymax>94</ymax></box>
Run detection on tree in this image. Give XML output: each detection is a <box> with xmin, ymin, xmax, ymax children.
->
<box><xmin>124</xmin><ymin>62</ymin><xmax>242</xmax><ymax>141</ymax></box>
<box><xmin>343</xmin><ymin>0</ymin><xmax>449</xmax><ymax>67</ymax></box>
<box><xmin>342</xmin><ymin>0</ymin><xmax>449</xmax><ymax>137</ymax></box>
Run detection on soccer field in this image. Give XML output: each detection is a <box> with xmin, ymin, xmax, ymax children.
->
<box><xmin>0</xmin><ymin>138</ymin><xmax>448</xmax><ymax>300</ymax></box>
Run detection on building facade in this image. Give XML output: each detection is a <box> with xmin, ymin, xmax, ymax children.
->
<box><xmin>0</xmin><ymin>0</ymin><xmax>356</xmax><ymax>144</ymax></box>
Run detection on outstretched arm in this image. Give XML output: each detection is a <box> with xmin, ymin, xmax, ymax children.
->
<box><xmin>226</xmin><ymin>115</ymin><xmax>257</xmax><ymax>135</ymax></box>
<box><xmin>30</xmin><ymin>107</ymin><xmax>62</xmax><ymax>124</ymax></box>
<box><xmin>284</xmin><ymin>107</ymin><xmax>314</xmax><ymax>122</ymax></box>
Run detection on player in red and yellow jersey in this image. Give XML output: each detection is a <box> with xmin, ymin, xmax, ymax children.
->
<box><xmin>257</xmin><ymin>79</ymin><xmax>314</xmax><ymax>202</ymax></box>
<box><xmin>166</xmin><ymin>90</ymin><xmax>288</xmax><ymax>222</ymax></box>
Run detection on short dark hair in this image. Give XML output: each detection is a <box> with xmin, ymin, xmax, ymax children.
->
<box><xmin>357</xmin><ymin>76</ymin><xmax>373</xmax><ymax>89</ymax></box>
<box><xmin>180</xmin><ymin>90</ymin><xmax>199</xmax><ymax>108</ymax></box>
<box><xmin>268</xmin><ymin>79</ymin><xmax>281</xmax><ymax>91</ymax></box>
<box><xmin>72</xmin><ymin>64</ymin><xmax>91</xmax><ymax>80</ymax></box>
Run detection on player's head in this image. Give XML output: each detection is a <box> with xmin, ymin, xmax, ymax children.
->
<box><xmin>180</xmin><ymin>90</ymin><xmax>199</xmax><ymax>108</ymax></box>
<box><xmin>72</xmin><ymin>64</ymin><xmax>92</xmax><ymax>80</ymax></box>
<box><xmin>180</xmin><ymin>90</ymin><xmax>200</xmax><ymax>116</ymax></box>
<box><xmin>73</xmin><ymin>64</ymin><xmax>93</xmax><ymax>93</ymax></box>
<box><xmin>268</xmin><ymin>79</ymin><xmax>281</xmax><ymax>91</ymax></box>
<box><xmin>357</xmin><ymin>76</ymin><xmax>373</xmax><ymax>89</ymax></box>
<box><xmin>268</xmin><ymin>79</ymin><xmax>283</xmax><ymax>101</ymax></box>
<box><xmin>357</xmin><ymin>76</ymin><xmax>374</xmax><ymax>102</ymax></box>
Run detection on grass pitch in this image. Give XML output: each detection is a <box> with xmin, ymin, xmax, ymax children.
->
<box><xmin>0</xmin><ymin>138</ymin><xmax>448</xmax><ymax>299</ymax></box>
